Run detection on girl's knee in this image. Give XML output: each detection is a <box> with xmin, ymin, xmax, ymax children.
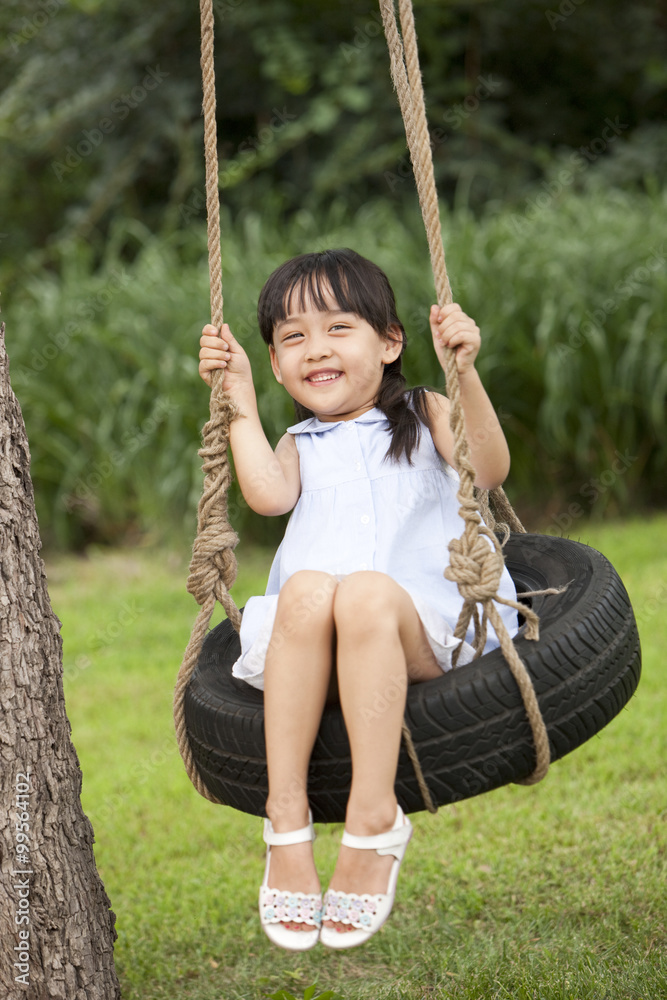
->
<box><xmin>275</xmin><ymin>571</ymin><xmax>337</xmax><ymax>624</ymax></box>
<box><xmin>333</xmin><ymin>571</ymin><xmax>402</xmax><ymax>629</ymax></box>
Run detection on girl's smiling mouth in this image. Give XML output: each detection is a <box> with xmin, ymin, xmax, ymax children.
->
<box><xmin>305</xmin><ymin>369</ymin><xmax>343</xmax><ymax>384</ymax></box>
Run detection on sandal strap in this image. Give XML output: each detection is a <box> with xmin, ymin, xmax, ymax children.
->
<box><xmin>323</xmin><ymin>888</ymin><xmax>386</xmax><ymax>931</ymax></box>
<box><xmin>260</xmin><ymin>887</ymin><xmax>323</xmax><ymax>928</ymax></box>
<box><xmin>340</xmin><ymin>806</ymin><xmax>411</xmax><ymax>856</ymax></box>
<box><xmin>263</xmin><ymin>813</ymin><xmax>315</xmax><ymax>847</ymax></box>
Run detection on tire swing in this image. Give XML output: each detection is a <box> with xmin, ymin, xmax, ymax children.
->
<box><xmin>174</xmin><ymin>0</ymin><xmax>641</xmax><ymax>823</ymax></box>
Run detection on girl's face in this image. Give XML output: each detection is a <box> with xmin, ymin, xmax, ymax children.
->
<box><xmin>268</xmin><ymin>289</ymin><xmax>403</xmax><ymax>422</ymax></box>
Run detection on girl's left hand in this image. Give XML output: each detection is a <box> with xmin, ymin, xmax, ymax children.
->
<box><xmin>429</xmin><ymin>303</ymin><xmax>481</xmax><ymax>375</ymax></box>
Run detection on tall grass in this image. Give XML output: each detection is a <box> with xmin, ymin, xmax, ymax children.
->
<box><xmin>4</xmin><ymin>184</ymin><xmax>666</xmax><ymax>548</ymax></box>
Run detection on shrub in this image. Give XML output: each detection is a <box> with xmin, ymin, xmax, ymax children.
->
<box><xmin>4</xmin><ymin>185</ymin><xmax>665</xmax><ymax>549</ymax></box>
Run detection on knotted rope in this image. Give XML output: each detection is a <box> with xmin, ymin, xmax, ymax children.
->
<box><xmin>173</xmin><ymin>0</ymin><xmax>241</xmax><ymax>803</ymax></box>
<box><xmin>379</xmin><ymin>0</ymin><xmax>550</xmax><ymax>786</ymax></box>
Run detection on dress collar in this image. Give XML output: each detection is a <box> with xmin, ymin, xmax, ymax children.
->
<box><xmin>287</xmin><ymin>407</ymin><xmax>387</xmax><ymax>435</ymax></box>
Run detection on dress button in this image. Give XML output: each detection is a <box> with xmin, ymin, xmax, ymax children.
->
<box><xmin>355</xmin><ymin>462</ymin><xmax>362</xmax><ymax>471</ymax></box>
<box><xmin>360</xmin><ymin>515</ymin><xmax>370</xmax><ymax>524</ymax></box>
<box><xmin>360</xmin><ymin>562</ymin><xmax>368</xmax><ymax>570</ymax></box>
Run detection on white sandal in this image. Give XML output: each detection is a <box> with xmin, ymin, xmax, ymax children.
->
<box><xmin>320</xmin><ymin>805</ymin><xmax>413</xmax><ymax>949</ymax></box>
<box><xmin>259</xmin><ymin>812</ymin><xmax>323</xmax><ymax>951</ymax></box>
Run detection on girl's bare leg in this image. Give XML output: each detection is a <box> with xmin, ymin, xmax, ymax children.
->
<box><xmin>325</xmin><ymin>571</ymin><xmax>442</xmax><ymax>932</ymax></box>
<box><xmin>263</xmin><ymin>570</ymin><xmax>337</xmax><ymax>930</ymax></box>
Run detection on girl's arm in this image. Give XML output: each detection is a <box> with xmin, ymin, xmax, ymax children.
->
<box><xmin>199</xmin><ymin>324</ymin><xmax>301</xmax><ymax>515</ymax></box>
<box><xmin>426</xmin><ymin>304</ymin><xmax>510</xmax><ymax>491</ymax></box>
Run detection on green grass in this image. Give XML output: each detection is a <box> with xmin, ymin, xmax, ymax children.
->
<box><xmin>47</xmin><ymin>515</ymin><xmax>667</xmax><ymax>1000</ymax></box>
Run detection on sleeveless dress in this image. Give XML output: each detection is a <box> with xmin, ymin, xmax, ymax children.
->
<box><xmin>232</xmin><ymin>406</ymin><xmax>518</xmax><ymax>690</ymax></box>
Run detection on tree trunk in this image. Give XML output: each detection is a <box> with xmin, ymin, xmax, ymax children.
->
<box><xmin>0</xmin><ymin>323</ymin><xmax>121</xmax><ymax>1000</ymax></box>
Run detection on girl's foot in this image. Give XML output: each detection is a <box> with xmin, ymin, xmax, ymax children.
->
<box><xmin>262</xmin><ymin>806</ymin><xmax>321</xmax><ymax>936</ymax></box>
<box><xmin>322</xmin><ymin>800</ymin><xmax>400</xmax><ymax>936</ymax></box>
<box><xmin>265</xmin><ymin>842</ymin><xmax>321</xmax><ymax>932</ymax></box>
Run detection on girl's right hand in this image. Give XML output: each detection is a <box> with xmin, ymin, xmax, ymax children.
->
<box><xmin>199</xmin><ymin>323</ymin><xmax>254</xmax><ymax>398</ymax></box>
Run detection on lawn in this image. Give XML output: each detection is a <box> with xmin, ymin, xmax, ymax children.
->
<box><xmin>47</xmin><ymin>515</ymin><xmax>666</xmax><ymax>1000</ymax></box>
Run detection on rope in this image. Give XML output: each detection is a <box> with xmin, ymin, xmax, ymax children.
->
<box><xmin>175</xmin><ymin>0</ymin><xmax>551</xmax><ymax>806</ymax></box>
<box><xmin>200</xmin><ymin>0</ymin><xmax>224</xmax><ymax>331</ymax></box>
<box><xmin>173</xmin><ymin>0</ymin><xmax>242</xmax><ymax>803</ymax></box>
<box><xmin>379</xmin><ymin>0</ymin><xmax>550</xmax><ymax>789</ymax></box>
<box><xmin>401</xmin><ymin>722</ymin><xmax>437</xmax><ymax>814</ymax></box>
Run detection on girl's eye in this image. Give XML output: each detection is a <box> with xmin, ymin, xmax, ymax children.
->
<box><xmin>330</xmin><ymin>324</ymin><xmax>350</xmax><ymax>332</ymax></box>
<box><xmin>283</xmin><ymin>332</ymin><xmax>303</xmax><ymax>341</ymax></box>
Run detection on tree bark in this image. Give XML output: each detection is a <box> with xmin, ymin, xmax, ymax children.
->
<box><xmin>0</xmin><ymin>323</ymin><xmax>121</xmax><ymax>1000</ymax></box>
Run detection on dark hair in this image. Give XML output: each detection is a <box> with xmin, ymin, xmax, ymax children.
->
<box><xmin>257</xmin><ymin>248</ymin><xmax>431</xmax><ymax>463</ymax></box>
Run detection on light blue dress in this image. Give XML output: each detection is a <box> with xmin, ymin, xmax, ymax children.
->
<box><xmin>232</xmin><ymin>405</ymin><xmax>518</xmax><ymax>690</ymax></box>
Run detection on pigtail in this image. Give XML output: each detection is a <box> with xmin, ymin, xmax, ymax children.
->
<box><xmin>292</xmin><ymin>398</ymin><xmax>314</xmax><ymax>424</ymax></box>
<box><xmin>375</xmin><ymin>359</ymin><xmax>432</xmax><ymax>465</ymax></box>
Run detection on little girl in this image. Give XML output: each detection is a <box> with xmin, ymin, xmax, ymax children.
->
<box><xmin>198</xmin><ymin>248</ymin><xmax>518</xmax><ymax>952</ymax></box>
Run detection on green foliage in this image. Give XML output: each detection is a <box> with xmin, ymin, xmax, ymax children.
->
<box><xmin>265</xmin><ymin>985</ymin><xmax>343</xmax><ymax>1000</ymax></box>
<box><xmin>1</xmin><ymin>0</ymin><xmax>666</xmax><ymax>268</ymax></box>
<box><xmin>5</xmin><ymin>184</ymin><xmax>666</xmax><ymax>549</ymax></box>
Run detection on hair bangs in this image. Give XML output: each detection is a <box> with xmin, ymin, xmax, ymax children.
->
<box><xmin>257</xmin><ymin>249</ymin><xmax>402</xmax><ymax>345</ymax></box>
<box><xmin>282</xmin><ymin>264</ymin><xmax>358</xmax><ymax>323</ymax></box>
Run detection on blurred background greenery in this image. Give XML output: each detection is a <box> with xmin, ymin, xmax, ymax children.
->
<box><xmin>1</xmin><ymin>0</ymin><xmax>666</xmax><ymax>550</ymax></box>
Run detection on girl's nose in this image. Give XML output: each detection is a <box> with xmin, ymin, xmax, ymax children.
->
<box><xmin>305</xmin><ymin>337</ymin><xmax>332</xmax><ymax>361</ymax></box>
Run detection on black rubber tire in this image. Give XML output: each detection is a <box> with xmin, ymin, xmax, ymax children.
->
<box><xmin>184</xmin><ymin>534</ymin><xmax>641</xmax><ymax>822</ymax></box>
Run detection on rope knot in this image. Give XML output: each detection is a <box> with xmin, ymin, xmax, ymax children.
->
<box><xmin>445</xmin><ymin>532</ymin><xmax>504</xmax><ymax>604</ymax></box>
<box><xmin>186</xmin><ymin>525</ymin><xmax>239</xmax><ymax>607</ymax></box>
